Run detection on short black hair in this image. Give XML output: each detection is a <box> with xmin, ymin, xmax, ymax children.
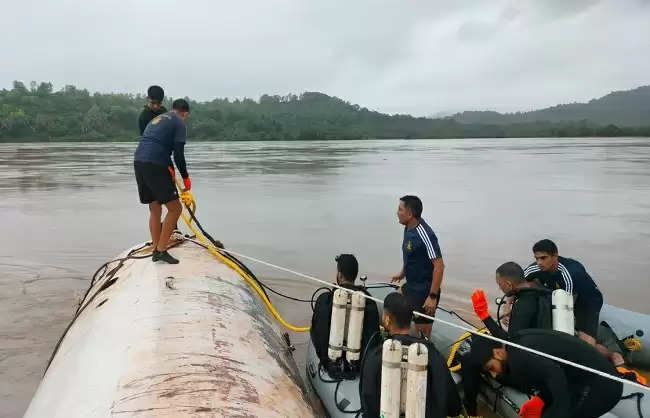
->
<box><xmin>335</xmin><ymin>254</ymin><xmax>358</xmax><ymax>282</ymax></box>
<box><xmin>532</xmin><ymin>239</ymin><xmax>558</xmax><ymax>255</ymax></box>
<box><xmin>172</xmin><ymin>98</ymin><xmax>190</xmax><ymax>113</ymax></box>
<box><xmin>495</xmin><ymin>262</ymin><xmax>524</xmax><ymax>284</ymax></box>
<box><xmin>147</xmin><ymin>85</ymin><xmax>164</xmax><ymax>102</ymax></box>
<box><xmin>400</xmin><ymin>195</ymin><xmax>423</xmax><ymax>218</ymax></box>
<box><xmin>384</xmin><ymin>292</ymin><xmax>413</xmax><ymax>329</ymax></box>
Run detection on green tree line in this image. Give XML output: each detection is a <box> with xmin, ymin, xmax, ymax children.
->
<box><xmin>2</xmin><ymin>81</ymin><xmax>649</xmax><ymax>142</ymax></box>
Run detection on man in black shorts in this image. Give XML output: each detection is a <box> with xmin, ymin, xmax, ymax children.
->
<box><xmin>391</xmin><ymin>195</ymin><xmax>445</xmax><ymax>337</ymax></box>
<box><xmin>524</xmin><ymin>239</ymin><xmax>603</xmax><ymax>346</ymax></box>
<box><xmin>134</xmin><ymin>99</ymin><xmax>192</xmax><ymax>264</ymax></box>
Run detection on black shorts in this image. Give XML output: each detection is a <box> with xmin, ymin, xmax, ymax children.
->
<box><xmin>574</xmin><ymin>291</ymin><xmax>603</xmax><ymax>338</ymax></box>
<box><xmin>134</xmin><ymin>161</ymin><xmax>178</xmax><ymax>204</ymax></box>
<box><xmin>402</xmin><ymin>285</ymin><xmax>435</xmax><ymax>325</ymax></box>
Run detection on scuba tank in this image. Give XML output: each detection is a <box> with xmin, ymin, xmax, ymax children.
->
<box><xmin>380</xmin><ymin>339</ymin><xmax>429</xmax><ymax>418</ymax></box>
<box><xmin>328</xmin><ymin>289</ymin><xmax>367</xmax><ymax>365</ymax></box>
<box><xmin>551</xmin><ymin>289</ymin><xmax>575</xmax><ymax>334</ymax></box>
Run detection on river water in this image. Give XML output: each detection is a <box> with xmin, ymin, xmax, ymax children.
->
<box><xmin>1</xmin><ymin>138</ymin><xmax>649</xmax><ymax>417</ymax></box>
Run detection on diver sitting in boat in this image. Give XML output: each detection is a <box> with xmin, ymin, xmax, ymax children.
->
<box><xmin>491</xmin><ymin>262</ymin><xmax>553</xmax><ymax>336</ymax></box>
<box><xmin>360</xmin><ymin>292</ymin><xmax>462</xmax><ymax>418</ymax></box>
<box><xmin>462</xmin><ymin>329</ymin><xmax>623</xmax><ymax>418</ymax></box>
<box><xmin>524</xmin><ymin>239</ymin><xmax>603</xmax><ymax>346</ymax></box>
<box><xmin>310</xmin><ymin>254</ymin><xmax>380</xmax><ymax>378</ymax></box>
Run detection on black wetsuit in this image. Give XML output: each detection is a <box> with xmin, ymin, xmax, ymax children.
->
<box><xmin>360</xmin><ymin>334</ymin><xmax>462</xmax><ymax>418</ymax></box>
<box><xmin>310</xmin><ymin>284</ymin><xmax>380</xmax><ymax>373</ymax></box>
<box><xmin>506</xmin><ymin>288</ymin><xmax>553</xmax><ymax>336</ymax></box>
<box><xmin>138</xmin><ymin>105</ymin><xmax>167</xmax><ymax>135</ymax></box>
<box><xmin>469</xmin><ymin>323</ymin><xmax>623</xmax><ymax>418</ymax></box>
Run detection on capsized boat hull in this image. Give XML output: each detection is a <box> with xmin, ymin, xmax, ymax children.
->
<box><xmin>25</xmin><ymin>241</ymin><xmax>319</xmax><ymax>417</ymax></box>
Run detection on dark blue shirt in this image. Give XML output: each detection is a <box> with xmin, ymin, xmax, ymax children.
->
<box><xmin>402</xmin><ymin>219</ymin><xmax>442</xmax><ymax>297</ymax></box>
<box><xmin>524</xmin><ymin>256</ymin><xmax>600</xmax><ymax>299</ymax></box>
<box><xmin>134</xmin><ymin>111</ymin><xmax>188</xmax><ymax>177</ymax></box>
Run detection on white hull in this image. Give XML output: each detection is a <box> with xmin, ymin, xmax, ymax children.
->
<box><xmin>25</xmin><ymin>241</ymin><xmax>318</xmax><ymax>417</ymax></box>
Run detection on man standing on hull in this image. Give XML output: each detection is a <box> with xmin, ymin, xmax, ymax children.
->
<box><xmin>134</xmin><ymin>99</ymin><xmax>192</xmax><ymax>264</ymax></box>
<box><xmin>391</xmin><ymin>195</ymin><xmax>444</xmax><ymax>337</ymax></box>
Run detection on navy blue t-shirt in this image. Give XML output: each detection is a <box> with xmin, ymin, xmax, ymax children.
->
<box><xmin>134</xmin><ymin>111</ymin><xmax>187</xmax><ymax>175</ymax></box>
<box><xmin>524</xmin><ymin>256</ymin><xmax>600</xmax><ymax>299</ymax></box>
<box><xmin>402</xmin><ymin>219</ymin><xmax>442</xmax><ymax>299</ymax></box>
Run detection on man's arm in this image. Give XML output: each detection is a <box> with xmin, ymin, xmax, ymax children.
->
<box><xmin>513</xmin><ymin>353</ymin><xmax>572</xmax><ymax>418</ymax></box>
<box><xmin>391</xmin><ymin>266</ymin><xmax>405</xmax><ymax>283</ymax></box>
<box><xmin>172</xmin><ymin>119</ymin><xmax>189</xmax><ymax>179</ymax></box>
<box><xmin>360</xmin><ymin>349</ymin><xmax>381</xmax><ymax>418</ymax></box>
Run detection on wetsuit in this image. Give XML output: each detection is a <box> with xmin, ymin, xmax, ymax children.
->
<box><xmin>401</xmin><ymin>218</ymin><xmax>442</xmax><ymax>324</ymax></box>
<box><xmin>360</xmin><ymin>334</ymin><xmax>462</xmax><ymax>418</ymax></box>
<box><xmin>134</xmin><ymin>112</ymin><xmax>187</xmax><ymax>204</ymax></box>
<box><xmin>310</xmin><ymin>284</ymin><xmax>380</xmax><ymax>373</ymax></box>
<box><xmin>465</xmin><ymin>325</ymin><xmax>622</xmax><ymax>418</ymax></box>
<box><xmin>506</xmin><ymin>288</ymin><xmax>553</xmax><ymax>336</ymax></box>
<box><xmin>138</xmin><ymin>105</ymin><xmax>167</xmax><ymax>135</ymax></box>
<box><xmin>524</xmin><ymin>256</ymin><xmax>603</xmax><ymax>338</ymax></box>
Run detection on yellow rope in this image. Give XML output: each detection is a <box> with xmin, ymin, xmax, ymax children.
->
<box><xmin>176</xmin><ymin>185</ymin><xmax>310</xmax><ymax>333</ymax></box>
<box><xmin>447</xmin><ymin>328</ymin><xmax>490</xmax><ymax>372</ymax></box>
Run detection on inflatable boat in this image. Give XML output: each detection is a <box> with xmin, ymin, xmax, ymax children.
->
<box><xmin>306</xmin><ymin>284</ymin><xmax>649</xmax><ymax>418</ymax></box>
<box><xmin>25</xmin><ymin>239</ymin><xmax>320</xmax><ymax>417</ymax></box>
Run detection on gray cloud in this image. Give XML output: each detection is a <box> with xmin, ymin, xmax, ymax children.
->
<box><xmin>1</xmin><ymin>0</ymin><xmax>648</xmax><ymax>116</ymax></box>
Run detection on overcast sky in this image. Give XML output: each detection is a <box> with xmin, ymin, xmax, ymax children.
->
<box><xmin>2</xmin><ymin>0</ymin><xmax>649</xmax><ymax>116</ymax></box>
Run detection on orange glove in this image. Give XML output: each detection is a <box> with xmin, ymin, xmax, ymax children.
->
<box><xmin>168</xmin><ymin>166</ymin><xmax>175</xmax><ymax>178</ymax></box>
<box><xmin>183</xmin><ymin>177</ymin><xmax>192</xmax><ymax>191</ymax></box>
<box><xmin>471</xmin><ymin>289</ymin><xmax>490</xmax><ymax>321</ymax></box>
<box><xmin>519</xmin><ymin>396</ymin><xmax>544</xmax><ymax>418</ymax></box>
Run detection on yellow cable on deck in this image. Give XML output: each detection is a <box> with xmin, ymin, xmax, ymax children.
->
<box><xmin>447</xmin><ymin>328</ymin><xmax>489</xmax><ymax>372</ymax></box>
<box><xmin>176</xmin><ymin>184</ymin><xmax>310</xmax><ymax>333</ymax></box>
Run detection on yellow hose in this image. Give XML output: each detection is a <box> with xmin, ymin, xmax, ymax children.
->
<box><xmin>447</xmin><ymin>328</ymin><xmax>489</xmax><ymax>372</ymax></box>
<box><xmin>176</xmin><ymin>185</ymin><xmax>310</xmax><ymax>333</ymax></box>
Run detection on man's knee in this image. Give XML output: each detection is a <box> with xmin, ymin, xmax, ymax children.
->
<box><xmin>149</xmin><ymin>202</ymin><xmax>162</xmax><ymax>215</ymax></box>
<box><xmin>165</xmin><ymin>199</ymin><xmax>182</xmax><ymax>216</ymax></box>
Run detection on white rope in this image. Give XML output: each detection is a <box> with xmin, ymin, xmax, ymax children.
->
<box><xmin>195</xmin><ymin>241</ymin><xmax>650</xmax><ymax>393</ymax></box>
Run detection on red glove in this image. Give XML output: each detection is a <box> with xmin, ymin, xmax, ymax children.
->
<box><xmin>471</xmin><ymin>289</ymin><xmax>490</xmax><ymax>321</ymax></box>
<box><xmin>519</xmin><ymin>396</ymin><xmax>544</xmax><ymax>418</ymax></box>
<box><xmin>168</xmin><ymin>166</ymin><xmax>175</xmax><ymax>178</ymax></box>
<box><xmin>183</xmin><ymin>177</ymin><xmax>192</xmax><ymax>191</ymax></box>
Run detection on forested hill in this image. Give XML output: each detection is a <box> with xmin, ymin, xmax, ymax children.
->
<box><xmin>1</xmin><ymin>81</ymin><xmax>649</xmax><ymax>141</ymax></box>
<box><xmin>452</xmin><ymin>86</ymin><xmax>650</xmax><ymax>127</ymax></box>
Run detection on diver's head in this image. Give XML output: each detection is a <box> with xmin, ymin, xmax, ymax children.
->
<box><xmin>172</xmin><ymin>99</ymin><xmax>190</xmax><ymax>121</ymax></box>
<box><xmin>495</xmin><ymin>261</ymin><xmax>525</xmax><ymax>294</ymax></box>
<box><xmin>335</xmin><ymin>254</ymin><xmax>358</xmax><ymax>286</ymax></box>
<box><xmin>467</xmin><ymin>336</ymin><xmax>508</xmax><ymax>378</ymax></box>
<box><xmin>147</xmin><ymin>85</ymin><xmax>164</xmax><ymax>112</ymax></box>
<box><xmin>382</xmin><ymin>292</ymin><xmax>412</xmax><ymax>335</ymax></box>
<box><xmin>533</xmin><ymin>239</ymin><xmax>559</xmax><ymax>272</ymax></box>
<box><xmin>398</xmin><ymin>195</ymin><xmax>422</xmax><ymax>226</ymax></box>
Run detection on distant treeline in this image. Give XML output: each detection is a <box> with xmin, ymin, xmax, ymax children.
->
<box><xmin>1</xmin><ymin>81</ymin><xmax>649</xmax><ymax>142</ymax></box>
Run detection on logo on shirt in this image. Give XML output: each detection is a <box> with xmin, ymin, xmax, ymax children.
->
<box><xmin>406</xmin><ymin>241</ymin><xmax>413</xmax><ymax>251</ymax></box>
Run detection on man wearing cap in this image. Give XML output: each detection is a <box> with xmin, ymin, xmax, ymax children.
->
<box><xmin>138</xmin><ymin>85</ymin><xmax>167</xmax><ymax>135</ymax></box>
<box><xmin>310</xmin><ymin>254</ymin><xmax>380</xmax><ymax>377</ymax></box>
